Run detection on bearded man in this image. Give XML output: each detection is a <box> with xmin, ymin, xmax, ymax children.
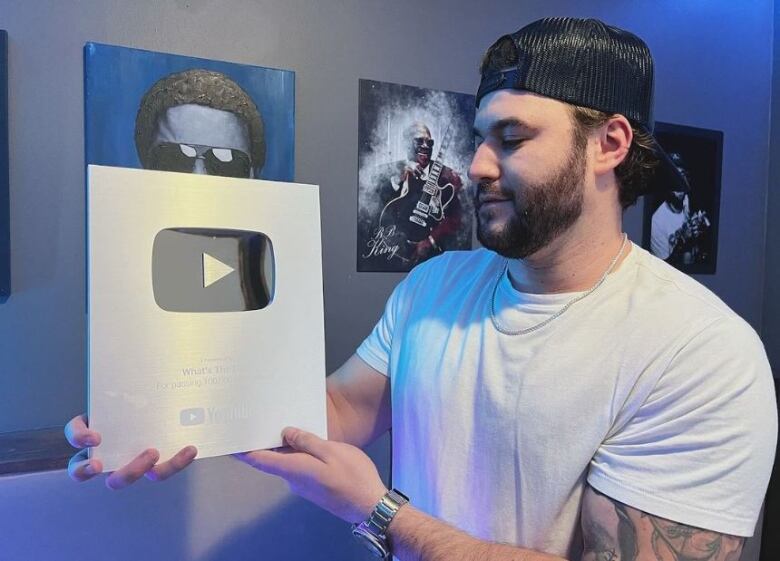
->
<box><xmin>67</xmin><ymin>17</ymin><xmax>775</xmax><ymax>561</ymax></box>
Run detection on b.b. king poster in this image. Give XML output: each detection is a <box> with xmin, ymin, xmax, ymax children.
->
<box><xmin>357</xmin><ymin>79</ymin><xmax>474</xmax><ymax>272</ymax></box>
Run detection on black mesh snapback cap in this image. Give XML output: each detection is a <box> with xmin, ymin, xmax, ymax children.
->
<box><xmin>477</xmin><ymin>17</ymin><xmax>689</xmax><ymax>194</ymax></box>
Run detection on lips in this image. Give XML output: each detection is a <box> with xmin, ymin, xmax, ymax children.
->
<box><xmin>478</xmin><ymin>191</ymin><xmax>512</xmax><ymax>205</ymax></box>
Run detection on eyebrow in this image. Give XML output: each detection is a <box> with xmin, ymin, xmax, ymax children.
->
<box><xmin>473</xmin><ymin>117</ymin><xmax>536</xmax><ymax>138</ymax></box>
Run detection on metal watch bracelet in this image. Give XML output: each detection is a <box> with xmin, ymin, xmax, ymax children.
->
<box><xmin>351</xmin><ymin>489</ymin><xmax>409</xmax><ymax>559</ymax></box>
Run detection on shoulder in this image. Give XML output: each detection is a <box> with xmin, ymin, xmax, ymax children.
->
<box><xmin>627</xmin><ymin>246</ymin><xmax>771</xmax><ymax>379</ymax></box>
<box><xmin>601</xmin><ymin>245</ymin><xmax>774</xmax><ymax>424</ymax></box>
<box><xmin>629</xmin><ymin>245</ymin><xmax>741</xmax><ymax>326</ymax></box>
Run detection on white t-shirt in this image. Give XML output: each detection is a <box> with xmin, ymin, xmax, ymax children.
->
<box><xmin>651</xmin><ymin>199</ymin><xmax>689</xmax><ymax>259</ymax></box>
<box><xmin>357</xmin><ymin>243</ymin><xmax>776</xmax><ymax>558</ymax></box>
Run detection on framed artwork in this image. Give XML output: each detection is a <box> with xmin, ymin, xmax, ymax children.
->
<box><xmin>0</xmin><ymin>30</ymin><xmax>8</xmax><ymax>302</ymax></box>
<box><xmin>357</xmin><ymin>79</ymin><xmax>475</xmax><ymax>272</ymax></box>
<box><xmin>642</xmin><ymin>122</ymin><xmax>723</xmax><ymax>274</ymax></box>
<box><xmin>84</xmin><ymin>43</ymin><xmax>294</xmax><ymax>182</ymax></box>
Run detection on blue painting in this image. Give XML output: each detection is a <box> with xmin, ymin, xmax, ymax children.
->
<box><xmin>85</xmin><ymin>43</ymin><xmax>294</xmax><ymax>181</ymax></box>
<box><xmin>0</xmin><ymin>30</ymin><xmax>9</xmax><ymax>302</ymax></box>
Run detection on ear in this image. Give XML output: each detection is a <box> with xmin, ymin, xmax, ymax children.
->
<box><xmin>592</xmin><ymin>115</ymin><xmax>632</xmax><ymax>177</ymax></box>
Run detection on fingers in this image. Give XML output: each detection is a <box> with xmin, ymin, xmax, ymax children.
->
<box><xmin>235</xmin><ymin>448</ymin><xmax>323</xmax><ymax>479</ymax></box>
<box><xmin>105</xmin><ymin>448</ymin><xmax>160</xmax><ymax>490</ymax></box>
<box><xmin>144</xmin><ymin>446</ymin><xmax>197</xmax><ymax>482</ymax></box>
<box><xmin>70</xmin><ymin>446</ymin><xmax>196</xmax><ymax>488</ymax></box>
<box><xmin>234</xmin><ymin>427</ymin><xmax>331</xmax><ymax>477</ymax></box>
<box><xmin>282</xmin><ymin>428</ymin><xmax>330</xmax><ymax>461</ymax></box>
<box><xmin>64</xmin><ymin>414</ymin><xmax>101</xmax><ymax>449</ymax></box>
<box><xmin>64</xmin><ymin>414</ymin><xmax>195</xmax><ymax>488</ymax></box>
<box><xmin>67</xmin><ymin>448</ymin><xmax>103</xmax><ymax>482</ymax></box>
<box><xmin>65</xmin><ymin>414</ymin><xmax>104</xmax><ymax>483</ymax></box>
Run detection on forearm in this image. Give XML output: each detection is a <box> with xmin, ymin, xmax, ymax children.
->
<box><xmin>389</xmin><ymin>506</ymin><xmax>568</xmax><ymax>561</ymax></box>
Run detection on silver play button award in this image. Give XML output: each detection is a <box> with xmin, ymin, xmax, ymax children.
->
<box><xmin>87</xmin><ymin>165</ymin><xmax>326</xmax><ymax>471</ymax></box>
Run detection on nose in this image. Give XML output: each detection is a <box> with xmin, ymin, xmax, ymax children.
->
<box><xmin>192</xmin><ymin>157</ymin><xmax>208</xmax><ymax>175</ymax></box>
<box><xmin>468</xmin><ymin>142</ymin><xmax>499</xmax><ymax>185</ymax></box>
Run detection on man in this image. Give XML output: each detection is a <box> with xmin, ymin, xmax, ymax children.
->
<box><xmin>369</xmin><ymin>122</ymin><xmax>465</xmax><ymax>266</ymax></box>
<box><xmin>651</xmin><ymin>153</ymin><xmax>710</xmax><ymax>265</ymax></box>
<box><xmin>134</xmin><ymin>68</ymin><xmax>266</xmax><ymax>178</ymax></box>
<box><xmin>651</xmin><ymin>188</ymin><xmax>690</xmax><ymax>260</ymax></box>
<box><xmin>66</xmin><ymin>17</ymin><xmax>776</xmax><ymax>561</ymax></box>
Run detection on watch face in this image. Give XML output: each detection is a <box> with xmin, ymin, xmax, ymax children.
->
<box><xmin>352</xmin><ymin>524</ymin><xmax>389</xmax><ymax>559</ymax></box>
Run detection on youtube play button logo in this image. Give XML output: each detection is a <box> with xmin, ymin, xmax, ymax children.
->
<box><xmin>202</xmin><ymin>252</ymin><xmax>235</xmax><ymax>288</ymax></box>
<box><xmin>179</xmin><ymin>407</ymin><xmax>205</xmax><ymax>426</ymax></box>
<box><xmin>152</xmin><ymin>227</ymin><xmax>274</xmax><ymax>313</ymax></box>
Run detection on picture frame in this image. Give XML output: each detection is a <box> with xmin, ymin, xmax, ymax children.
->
<box><xmin>356</xmin><ymin>79</ymin><xmax>475</xmax><ymax>272</ymax></box>
<box><xmin>84</xmin><ymin>42</ymin><xmax>295</xmax><ymax>182</ymax></box>
<box><xmin>642</xmin><ymin>122</ymin><xmax>723</xmax><ymax>275</ymax></box>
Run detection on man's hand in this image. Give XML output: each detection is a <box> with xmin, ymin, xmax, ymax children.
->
<box><xmin>391</xmin><ymin>161</ymin><xmax>425</xmax><ymax>191</ymax></box>
<box><xmin>64</xmin><ymin>413</ymin><xmax>197</xmax><ymax>489</ymax></box>
<box><xmin>235</xmin><ymin>427</ymin><xmax>387</xmax><ymax>523</ymax></box>
<box><xmin>402</xmin><ymin>160</ymin><xmax>425</xmax><ymax>182</ymax></box>
<box><xmin>235</xmin><ymin>429</ymin><xmax>570</xmax><ymax>561</ymax></box>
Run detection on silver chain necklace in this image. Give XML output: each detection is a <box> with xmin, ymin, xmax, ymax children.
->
<box><xmin>490</xmin><ymin>234</ymin><xmax>629</xmax><ymax>336</ymax></box>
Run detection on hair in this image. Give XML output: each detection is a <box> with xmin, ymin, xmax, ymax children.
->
<box><xmin>134</xmin><ymin>69</ymin><xmax>265</xmax><ymax>171</ymax></box>
<box><xmin>479</xmin><ymin>35</ymin><xmax>660</xmax><ymax>209</ymax></box>
<box><xmin>569</xmin><ymin>106</ymin><xmax>659</xmax><ymax>209</ymax></box>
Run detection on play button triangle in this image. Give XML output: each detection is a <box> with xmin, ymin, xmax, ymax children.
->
<box><xmin>202</xmin><ymin>252</ymin><xmax>235</xmax><ymax>288</ymax></box>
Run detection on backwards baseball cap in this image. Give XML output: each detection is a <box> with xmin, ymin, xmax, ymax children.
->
<box><xmin>476</xmin><ymin>17</ymin><xmax>689</xmax><ymax>194</ymax></box>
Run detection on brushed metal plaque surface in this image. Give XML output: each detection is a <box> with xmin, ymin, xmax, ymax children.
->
<box><xmin>87</xmin><ymin>165</ymin><xmax>326</xmax><ymax>471</ymax></box>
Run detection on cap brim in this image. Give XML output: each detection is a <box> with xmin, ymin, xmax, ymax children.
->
<box><xmin>644</xmin><ymin>127</ymin><xmax>690</xmax><ymax>194</ymax></box>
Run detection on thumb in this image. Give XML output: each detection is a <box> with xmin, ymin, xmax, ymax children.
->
<box><xmin>282</xmin><ymin>427</ymin><xmax>331</xmax><ymax>462</ymax></box>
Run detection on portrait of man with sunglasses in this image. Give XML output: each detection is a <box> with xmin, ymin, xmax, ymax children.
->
<box><xmin>134</xmin><ymin>68</ymin><xmax>266</xmax><ymax>179</ymax></box>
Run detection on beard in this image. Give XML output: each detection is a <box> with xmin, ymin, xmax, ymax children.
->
<box><xmin>475</xmin><ymin>136</ymin><xmax>586</xmax><ymax>259</ymax></box>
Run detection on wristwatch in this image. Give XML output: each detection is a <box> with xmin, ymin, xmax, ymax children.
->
<box><xmin>351</xmin><ymin>489</ymin><xmax>409</xmax><ymax>559</ymax></box>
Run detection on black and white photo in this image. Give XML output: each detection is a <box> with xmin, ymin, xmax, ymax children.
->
<box><xmin>642</xmin><ymin>122</ymin><xmax>723</xmax><ymax>274</ymax></box>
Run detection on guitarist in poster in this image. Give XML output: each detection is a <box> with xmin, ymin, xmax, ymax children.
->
<box><xmin>368</xmin><ymin>122</ymin><xmax>464</xmax><ymax>269</ymax></box>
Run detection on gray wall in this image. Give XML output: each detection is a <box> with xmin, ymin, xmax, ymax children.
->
<box><xmin>0</xmin><ymin>1</ymin><xmax>773</xmax><ymax>560</ymax></box>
